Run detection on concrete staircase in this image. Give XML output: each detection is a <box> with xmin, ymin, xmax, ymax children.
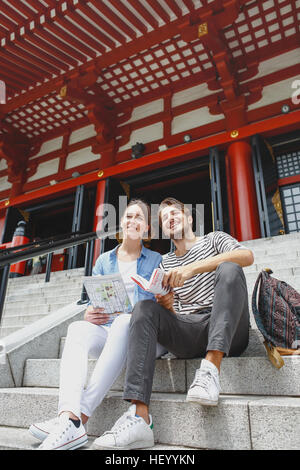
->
<box><xmin>0</xmin><ymin>268</ymin><xmax>84</xmax><ymax>338</ymax></box>
<box><xmin>0</xmin><ymin>233</ymin><xmax>300</xmax><ymax>450</ymax></box>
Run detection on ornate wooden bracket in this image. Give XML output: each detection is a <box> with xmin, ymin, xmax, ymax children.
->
<box><xmin>60</xmin><ymin>80</ymin><xmax>117</xmax><ymax>152</ymax></box>
<box><xmin>177</xmin><ymin>0</ymin><xmax>261</xmax><ymax>130</ymax></box>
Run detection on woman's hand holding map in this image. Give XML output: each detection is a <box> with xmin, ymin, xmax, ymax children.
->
<box><xmin>84</xmin><ymin>305</ymin><xmax>112</xmax><ymax>326</ymax></box>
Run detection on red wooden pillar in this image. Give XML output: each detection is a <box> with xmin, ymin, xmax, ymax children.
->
<box><xmin>0</xmin><ymin>209</ymin><xmax>6</xmax><ymax>243</ymax></box>
<box><xmin>93</xmin><ymin>179</ymin><xmax>107</xmax><ymax>264</ymax></box>
<box><xmin>9</xmin><ymin>221</ymin><xmax>30</xmax><ymax>277</ymax></box>
<box><xmin>226</xmin><ymin>141</ymin><xmax>261</xmax><ymax>241</ymax></box>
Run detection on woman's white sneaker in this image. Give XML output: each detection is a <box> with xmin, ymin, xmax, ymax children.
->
<box><xmin>29</xmin><ymin>417</ymin><xmax>60</xmax><ymax>441</ymax></box>
<box><xmin>186</xmin><ymin>359</ymin><xmax>221</xmax><ymax>406</ymax></box>
<box><xmin>38</xmin><ymin>414</ymin><xmax>88</xmax><ymax>450</ymax></box>
<box><xmin>93</xmin><ymin>404</ymin><xmax>154</xmax><ymax>450</ymax></box>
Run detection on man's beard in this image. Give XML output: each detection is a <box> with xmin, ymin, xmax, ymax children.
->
<box><xmin>169</xmin><ymin>225</ymin><xmax>185</xmax><ymax>240</ymax></box>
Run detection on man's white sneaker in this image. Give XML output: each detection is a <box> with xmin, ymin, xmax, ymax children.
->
<box><xmin>38</xmin><ymin>414</ymin><xmax>88</xmax><ymax>450</ymax></box>
<box><xmin>93</xmin><ymin>404</ymin><xmax>154</xmax><ymax>450</ymax></box>
<box><xmin>29</xmin><ymin>417</ymin><xmax>60</xmax><ymax>441</ymax></box>
<box><xmin>186</xmin><ymin>359</ymin><xmax>221</xmax><ymax>406</ymax></box>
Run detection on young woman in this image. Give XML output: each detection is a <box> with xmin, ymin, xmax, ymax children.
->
<box><xmin>29</xmin><ymin>199</ymin><xmax>166</xmax><ymax>450</ymax></box>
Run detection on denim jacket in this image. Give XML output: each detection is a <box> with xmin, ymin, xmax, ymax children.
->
<box><xmin>92</xmin><ymin>243</ymin><xmax>162</xmax><ymax>311</ymax></box>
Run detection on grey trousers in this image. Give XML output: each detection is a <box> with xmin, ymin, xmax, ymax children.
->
<box><xmin>123</xmin><ymin>262</ymin><xmax>250</xmax><ymax>406</ymax></box>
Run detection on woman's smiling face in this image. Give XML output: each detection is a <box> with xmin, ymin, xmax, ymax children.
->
<box><xmin>121</xmin><ymin>203</ymin><xmax>149</xmax><ymax>241</ymax></box>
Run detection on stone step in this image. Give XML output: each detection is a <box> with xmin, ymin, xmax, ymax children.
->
<box><xmin>3</xmin><ymin>294</ymin><xmax>80</xmax><ymax>311</ymax></box>
<box><xmin>244</xmin><ymin>260</ymin><xmax>300</xmax><ymax>274</ymax></box>
<box><xmin>23</xmin><ymin>354</ymin><xmax>300</xmax><ymax>397</ymax></box>
<box><xmin>0</xmin><ymin>326</ymin><xmax>20</xmax><ymax>338</ymax></box>
<box><xmin>1</xmin><ymin>313</ymin><xmax>51</xmax><ymax>327</ymax></box>
<box><xmin>5</xmin><ymin>288</ymin><xmax>81</xmax><ymax>303</ymax></box>
<box><xmin>250</xmin><ymin>248</ymin><xmax>300</xmax><ymax>257</ymax></box>
<box><xmin>7</xmin><ymin>268</ymin><xmax>84</xmax><ymax>284</ymax></box>
<box><xmin>245</xmin><ymin>269</ymin><xmax>299</xmax><ymax>286</ymax></box>
<box><xmin>6</xmin><ymin>278</ymin><xmax>83</xmax><ymax>294</ymax></box>
<box><xmin>0</xmin><ymin>388</ymin><xmax>298</xmax><ymax>449</ymax></box>
<box><xmin>2</xmin><ymin>301</ymin><xmax>78</xmax><ymax>316</ymax></box>
<box><xmin>57</xmin><ymin>329</ymin><xmax>266</xmax><ymax>359</ymax></box>
<box><xmin>5</xmin><ymin>287</ymin><xmax>82</xmax><ymax>302</ymax></box>
<box><xmin>242</xmin><ymin>233</ymin><xmax>300</xmax><ymax>247</ymax></box>
<box><xmin>247</xmin><ymin>242</ymin><xmax>300</xmax><ymax>252</ymax></box>
<box><xmin>0</xmin><ymin>426</ymin><xmax>200</xmax><ymax>451</ymax></box>
<box><xmin>5</xmin><ymin>283</ymin><xmax>82</xmax><ymax>296</ymax></box>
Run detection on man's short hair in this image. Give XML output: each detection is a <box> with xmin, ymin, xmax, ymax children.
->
<box><xmin>158</xmin><ymin>197</ymin><xmax>190</xmax><ymax>226</ymax></box>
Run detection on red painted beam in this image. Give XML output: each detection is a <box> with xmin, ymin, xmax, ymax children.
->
<box><xmin>1</xmin><ymin>108</ymin><xmax>300</xmax><ymax>211</ymax></box>
<box><xmin>44</xmin><ymin>21</ymin><xmax>97</xmax><ymax>60</ymax></box>
<box><xmin>278</xmin><ymin>175</ymin><xmax>300</xmax><ymax>187</ymax></box>
<box><xmin>162</xmin><ymin>0</ymin><xmax>183</xmax><ymax>18</ymax></box>
<box><xmin>126</xmin><ymin>0</ymin><xmax>159</xmax><ymax>29</ymax></box>
<box><xmin>8</xmin><ymin>0</ymin><xmax>39</xmax><ymax>18</ymax></box>
<box><xmin>55</xmin><ymin>15</ymin><xmax>106</xmax><ymax>55</ymax></box>
<box><xmin>88</xmin><ymin>0</ymin><xmax>137</xmax><ymax>39</ymax></box>
<box><xmin>145</xmin><ymin>0</ymin><xmax>171</xmax><ymax>24</ymax></box>
<box><xmin>0</xmin><ymin>48</ymin><xmax>47</xmax><ymax>80</ymax></box>
<box><xmin>14</xmin><ymin>36</ymin><xmax>66</xmax><ymax>74</ymax></box>
<box><xmin>25</xmin><ymin>32</ymin><xmax>74</xmax><ymax>72</ymax></box>
<box><xmin>4</xmin><ymin>43</ymin><xmax>56</xmax><ymax>77</ymax></box>
<box><xmin>76</xmin><ymin>3</ymin><xmax>125</xmax><ymax>46</ymax></box>
<box><xmin>108</xmin><ymin>0</ymin><xmax>147</xmax><ymax>34</ymax></box>
<box><xmin>0</xmin><ymin>56</ymin><xmax>43</xmax><ymax>83</ymax></box>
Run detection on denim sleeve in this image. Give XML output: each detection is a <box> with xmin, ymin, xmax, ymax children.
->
<box><xmin>85</xmin><ymin>255</ymin><xmax>104</xmax><ymax>307</ymax></box>
<box><xmin>92</xmin><ymin>255</ymin><xmax>104</xmax><ymax>276</ymax></box>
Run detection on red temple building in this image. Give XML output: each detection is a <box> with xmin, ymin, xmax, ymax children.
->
<box><xmin>0</xmin><ymin>0</ymin><xmax>299</xmax><ymax>272</ymax></box>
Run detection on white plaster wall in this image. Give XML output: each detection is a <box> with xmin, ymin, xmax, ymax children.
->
<box><xmin>0</xmin><ymin>175</ymin><xmax>11</xmax><ymax>191</ymax></box>
<box><xmin>248</xmin><ymin>75</ymin><xmax>299</xmax><ymax>111</ymax></box>
<box><xmin>172</xmin><ymin>107</ymin><xmax>223</xmax><ymax>134</ymax></box>
<box><xmin>242</xmin><ymin>48</ymin><xmax>300</xmax><ymax>83</ymax></box>
<box><xmin>118</xmin><ymin>122</ymin><xmax>164</xmax><ymax>152</ymax></box>
<box><xmin>27</xmin><ymin>158</ymin><xmax>60</xmax><ymax>182</ymax></box>
<box><xmin>119</xmin><ymin>99</ymin><xmax>164</xmax><ymax>126</ymax></box>
<box><xmin>30</xmin><ymin>136</ymin><xmax>63</xmax><ymax>159</ymax></box>
<box><xmin>65</xmin><ymin>146</ymin><xmax>100</xmax><ymax>170</ymax></box>
<box><xmin>69</xmin><ymin>124</ymin><xmax>97</xmax><ymax>145</ymax></box>
<box><xmin>172</xmin><ymin>83</ymin><xmax>217</xmax><ymax>108</ymax></box>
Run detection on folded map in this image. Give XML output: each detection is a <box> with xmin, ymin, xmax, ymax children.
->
<box><xmin>83</xmin><ymin>273</ymin><xmax>132</xmax><ymax>315</ymax></box>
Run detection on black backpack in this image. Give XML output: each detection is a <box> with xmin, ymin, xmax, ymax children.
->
<box><xmin>252</xmin><ymin>269</ymin><xmax>300</xmax><ymax>368</ymax></box>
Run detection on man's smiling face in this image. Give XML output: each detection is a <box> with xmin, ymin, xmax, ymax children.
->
<box><xmin>160</xmin><ymin>205</ymin><xmax>191</xmax><ymax>240</ymax></box>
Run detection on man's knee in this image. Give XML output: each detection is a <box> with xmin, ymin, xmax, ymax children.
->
<box><xmin>131</xmin><ymin>299</ymin><xmax>158</xmax><ymax>325</ymax></box>
<box><xmin>215</xmin><ymin>261</ymin><xmax>244</xmax><ymax>284</ymax></box>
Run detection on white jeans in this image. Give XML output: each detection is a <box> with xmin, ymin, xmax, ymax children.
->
<box><xmin>58</xmin><ymin>315</ymin><xmax>167</xmax><ymax>418</ymax></box>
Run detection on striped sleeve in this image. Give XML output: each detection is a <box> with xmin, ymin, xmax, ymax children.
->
<box><xmin>208</xmin><ymin>231</ymin><xmax>247</xmax><ymax>254</ymax></box>
<box><xmin>159</xmin><ymin>257</ymin><xmax>180</xmax><ymax>313</ymax></box>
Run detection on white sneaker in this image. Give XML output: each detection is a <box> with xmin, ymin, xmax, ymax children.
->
<box><xmin>93</xmin><ymin>404</ymin><xmax>154</xmax><ymax>450</ymax></box>
<box><xmin>29</xmin><ymin>417</ymin><xmax>60</xmax><ymax>441</ymax></box>
<box><xmin>186</xmin><ymin>359</ymin><xmax>221</xmax><ymax>406</ymax></box>
<box><xmin>38</xmin><ymin>414</ymin><xmax>88</xmax><ymax>450</ymax></box>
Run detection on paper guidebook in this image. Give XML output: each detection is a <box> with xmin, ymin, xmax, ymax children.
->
<box><xmin>83</xmin><ymin>274</ymin><xmax>132</xmax><ymax>315</ymax></box>
<box><xmin>131</xmin><ymin>268</ymin><xmax>170</xmax><ymax>295</ymax></box>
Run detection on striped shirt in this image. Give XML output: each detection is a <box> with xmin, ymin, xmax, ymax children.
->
<box><xmin>159</xmin><ymin>231</ymin><xmax>247</xmax><ymax>315</ymax></box>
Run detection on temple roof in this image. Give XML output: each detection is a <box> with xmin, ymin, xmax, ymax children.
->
<box><xmin>0</xmin><ymin>0</ymin><xmax>299</xmax><ymax>142</ymax></box>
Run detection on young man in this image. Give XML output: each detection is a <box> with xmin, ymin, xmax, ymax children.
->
<box><xmin>93</xmin><ymin>197</ymin><xmax>254</xmax><ymax>450</ymax></box>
